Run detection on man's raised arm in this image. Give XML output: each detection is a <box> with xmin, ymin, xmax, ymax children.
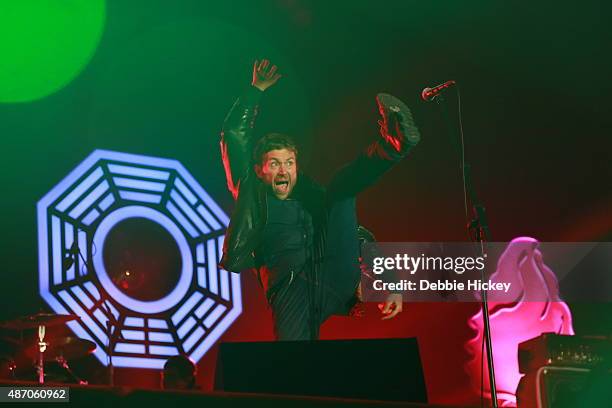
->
<box><xmin>220</xmin><ymin>59</ymin><xmax>282</xmax><ymax>199</ymax></box>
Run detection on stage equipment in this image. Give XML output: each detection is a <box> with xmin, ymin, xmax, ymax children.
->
<box><xmin>516</xmin><ymin>333</ymin><xmax>612</xmax><ymax>408</ymax></box>
<box><xmin>214</xmin><ymin>338</ymin><xmax>427</xmax><ymax>403</ymax></box>
<box><xmin>517</xmin><ymin>366</ymin><xmax>612</xmax><ymax>408</ymax></box>
<box><xmin>519</xmin><ymin>333</ymin><xmax>611</xmax><ymax>373</ymax></box>
<box><xmin>423</xmin><ymin>82</ymin><xmax>499</xmax><ymax>406</ymax></box>
<box><xmin>25</xmin><ymin>336</ymin><xmax>96</xmax><ymax>361</ymax></box>
<box><xmin>0</xmin><ymin>313</ymin><xmax>100</xmax><ymax>384</ymax></box>
<box><xmin>421</xmin><ymin>80</ymin><xmax>456</xmax><ymax>102</ymax></box>
<box><xmin>0</xmin><ymin>313</ymin><xmax>79</xmax><ymax>330</ymax></box>
<box><xmin>0</xmin><ymin>313</ymin><xmax>82</xmax><ymax>384</ymax></box>
<box><xmin>517</xmin><ymin>334</ymin><xmax>612</xmax><ymax>407</ymax></box>
<box><xmin>31</xmin><ymin>336</ymin><xmax>94</xmax><ymax>385</ymax></box>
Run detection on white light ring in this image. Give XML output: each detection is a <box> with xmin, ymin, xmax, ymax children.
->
<box><xmin>92</xmin><ymin>205</ymin><xmax>193</xmax><ymax>314</ymax></box>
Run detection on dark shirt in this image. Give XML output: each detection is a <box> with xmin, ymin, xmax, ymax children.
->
<box><xmin>256</xmin><ymin>191</ymin><xmax>314</xmax><ymax>293</ymax></box>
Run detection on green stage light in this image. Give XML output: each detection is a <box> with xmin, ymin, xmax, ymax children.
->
<box><xmin>0</xmin><ymin>0</ymin><xmax>105</xmax><ymax>103</ymax></box>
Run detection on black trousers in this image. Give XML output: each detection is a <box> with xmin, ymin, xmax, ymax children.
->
<box><xmin>267</xmin><ymin>198</ymin><xmax>361</xmax><ymax>341</ymax></box>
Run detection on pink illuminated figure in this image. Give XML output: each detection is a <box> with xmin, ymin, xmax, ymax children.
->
<box><xmin>464</xmin><ymin>237</ymin><xmax>574</xmax><ymax>407</ymax></box>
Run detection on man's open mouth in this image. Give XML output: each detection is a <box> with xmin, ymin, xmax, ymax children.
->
<box><xmin>274</xmin><ymin>179</ymin><xmax>289</xmax><ymax>193</ymax></box>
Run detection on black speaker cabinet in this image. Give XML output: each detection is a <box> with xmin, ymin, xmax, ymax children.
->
<box><xmin>517</xmin><ymin>366</ymin><xmax>612</xmax><ymax>408</ymax></box>
<box><xmin>214</xmin><ymin>338</ymin><xmax>427</xmax><ymax>402</ymax></box>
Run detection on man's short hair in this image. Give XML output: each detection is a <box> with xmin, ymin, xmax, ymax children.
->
<box><xmin>252</xmin><ymin>133</ymin><xmax>298</xmax><ymax>165</ymax></box>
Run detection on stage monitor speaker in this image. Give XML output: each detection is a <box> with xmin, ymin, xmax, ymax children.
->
<box><xmin>214</xmin><ymin>338</ymin><xmax>427</xmax><ymax>402</ymax></box>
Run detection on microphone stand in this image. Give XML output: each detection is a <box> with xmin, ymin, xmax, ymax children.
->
<box><xmin>36</xmin><ymin>324</ymin><xmax>48</xmax><ymax>384</ymax></box>
<box><xmin>72</xmin><ymin>246</ymin><xmax>117</xmax><ymax>387</ymax></box>
<box><xmin>100</xmin><ymin>301</ymin><xmax>115</xmax><ymax>387</ymax></box>
<box><xmin>433</xmin><ymin>93</ymin><xmax>499</xmax><ymax>408</ymax></box>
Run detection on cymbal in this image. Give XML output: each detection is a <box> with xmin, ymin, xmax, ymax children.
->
<box><xmin>26</xmin><ymin>337</ymin><xmax>96</xmax><ymax>361</ymax></box>
<box><xmin>0</xmin><ymin>313</ymin><xmax>80</xmax><ymax>330</ymax></box>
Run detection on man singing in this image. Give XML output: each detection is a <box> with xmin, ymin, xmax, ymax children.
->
<box><xmin>219</xmin><ymin>59</ymin><xmax>420</xmax><ymax>340</ymax></box>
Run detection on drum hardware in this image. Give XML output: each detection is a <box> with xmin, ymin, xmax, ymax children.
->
<box><xmin>36</xmin><ymin>324</ymin><xmax>47</xmax><ymax>384</ymax></box>
<box><xmin>0</xmin><ymin>312</ymin><xmax>80</xmax><ymax>330</ymax></box>
<box><xmin>0</xmin><ymin>313</ymin><xmax>93</xmax><ymax>385</ymax></box>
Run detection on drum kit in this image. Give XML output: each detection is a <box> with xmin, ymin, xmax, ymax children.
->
<box><xmin>0</xmin><ymin>312</ymin><xmax>95</xmax><ymax>385</ymax></box>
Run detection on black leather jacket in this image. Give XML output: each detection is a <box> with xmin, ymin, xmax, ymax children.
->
<box><xmin>219</xmin><ymin>87</ymin><xmax>414</xmax><ymax>274</ymax></box>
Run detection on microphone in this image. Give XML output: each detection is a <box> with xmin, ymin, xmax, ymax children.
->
<box><xmin>421</xmin><ymin>80</ymin><xmax>456</xmax><ymax>102</ymax></box>
<box><xmin>62</xmin><ymin>242</ymin><xmax>79</xmax><ymax>269</ymax></box>
<box><xmin>67</xmin><ymin>241</ymin><xmax>79</xmax><ymax>254</ymax></box>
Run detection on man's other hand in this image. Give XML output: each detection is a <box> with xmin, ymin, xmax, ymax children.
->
<box><xmin>378</xmin><ymin>293</ymin><xmax>403</xmax><ymax>320</ymax></box>
<box><xmin>252</xmin><ymin>59</ymin><xmax>281</xmax><ymax>91</ymax></box>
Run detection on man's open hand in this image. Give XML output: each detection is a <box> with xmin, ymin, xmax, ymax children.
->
<box><xmin>378</xmin><ymin>293</ymin><xmax>403</xmax><ymax>320</ymax></box>
<box><xmin>252</xmin><ymin>59</ymin><xmax>281</xmax><ymax>91</ymax></box>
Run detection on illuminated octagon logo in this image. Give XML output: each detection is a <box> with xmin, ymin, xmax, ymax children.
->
<box><xmin>37</xmin><ymin>150</ymin><xmax>240</xmax><ymax>369</ymax></box>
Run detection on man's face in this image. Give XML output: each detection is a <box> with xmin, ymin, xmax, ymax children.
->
<box><xmin>255</xmin><ymin>148</ymin><xmax>297</xmax><ymax>200</ymax></box>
